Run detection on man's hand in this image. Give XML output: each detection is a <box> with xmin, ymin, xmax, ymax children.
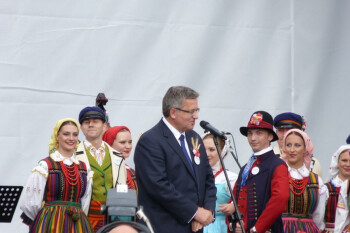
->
<box><xmin>235</xmin><ymin>222</ymin><xmax>244</xmax><ymax>233</ymax></box>
<box><xmin>191</xmin><ymin>220</ymin><xmax>203</xmax><ymax>232</ymax></box>
<box><xmin>194</xmin><ymin>207</ymin><xmax>214</xmax><ymax>226</ymax></box>
<box><xmin>217</xmin><ymin>203</ymin><xmax>235</xmax><ymax>215</ymax></box>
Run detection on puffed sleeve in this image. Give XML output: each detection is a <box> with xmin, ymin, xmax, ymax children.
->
<box><xmin>81</xmin><ymin>167</ymin><xmax>94</xmax><ymax>215</ymax></box>
<box><xmin>225</xmin><ymin>171</ymin><xmax>238</xmax><ymax>195</ymax></box>
<box><xmin>20</xmin><ymin>161</ymin><xmax>48</xmax><ymax>221</ymax></box>
<box><xmin>312</xmin><ymin>176</ymin><xmax>327</xmax><ymax>230</ymax></box>
<box><xmin>335</xmin><ymin>180</ymin><xmax>350</xmax><ymax>233</ymax></box>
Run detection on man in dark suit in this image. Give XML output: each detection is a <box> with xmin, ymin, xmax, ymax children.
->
<box><xmin>134</xmin><ymin>86</ymin><xmax>216</xmax><ymax>233</ymax></box>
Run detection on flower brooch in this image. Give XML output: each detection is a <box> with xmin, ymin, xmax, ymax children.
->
<box><xmin>191</xmin><ymin>137</ymin><xmax>201</xmax><ymax>165</ymax></box>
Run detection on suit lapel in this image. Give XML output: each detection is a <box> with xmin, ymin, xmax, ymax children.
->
<box><xmin>160</xmin><ymin>121</ymin><xmax>196</xmax><ymax>180</ymax></box>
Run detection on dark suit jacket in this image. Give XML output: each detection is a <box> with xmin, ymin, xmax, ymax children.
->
<box><xmin>134</xmin><ymin>119</ymin><xmax>216</xmax><ymax>233</ymax></box>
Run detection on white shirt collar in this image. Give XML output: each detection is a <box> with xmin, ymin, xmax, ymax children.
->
<box><xmin>254</xmin><ymin>146</ymin><xmax>272</xmax><ymax>156</ymax></box>
<box><xmin>288</xmin><ymin>163</ymin><xmax>309</xmax><ymax>179</ymax></box>
<box><xmin>83</xmin><ymin>140</ymin><xmax>105</xmax><ymax>150</ymax></box>
<box><xmin>331</xmin><ymin>175</ymin><xmax>346</xmax><ymax>187</ymax></box>
<box><xmin>49</xmin><ymin>150</ymin><xmax>80</xmax><ymax>165</ymax></box>
<box><xmin>162</xmin><ymin>117</ymin><xmax>183</xmax><ymax>142</ymax></box>
<box><xmin>212</xmin><ymin>161</ymin><xmax>221</xmax><ymax>174</ymax></box>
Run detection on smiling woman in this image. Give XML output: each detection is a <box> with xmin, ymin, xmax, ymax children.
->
<box><xmin>56</xmin><ymin>122</ymin><xmax>79</xmax><ymax>156</ymax></box>
<box><xmin>326</xmin><ymin>145</ymin><xmax>350</xmax><ymax>232</ymax></box>
<box><xmin>103</xmin><ymin>126</ymin><xmax>137</xmax><ymax>191</ymax></box>
<box><xmin>19</xmin><ymin>118</ymin><xmax>94</xmax><ymax>233</ymax></box>
<box><xmin>281</xmin><ymin>129</ymin><xmax>327</xmax><ymax>233</ymax></box>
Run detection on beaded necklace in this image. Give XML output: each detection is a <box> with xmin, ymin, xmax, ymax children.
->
<box><xmin>60</xmin><ymin>161</ymin><xmax>80</xmax><ymax>186</ymax></box>
<box><xmin>288</xmin><ymin>173</ymin><xmax>308</xmax><ymax>196</ymax></box>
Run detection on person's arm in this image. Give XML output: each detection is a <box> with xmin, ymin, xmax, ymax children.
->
<box><xmin>195</xmin><ymin>136</ymin><xmax>216</xmax><ymax>224</ymax></box>
<box><xmin>20</xmin><ymin>161</ymin><xmax>48</xmax><ymax>223</ymax></box>
<box><xmin>81</xmin><ymin>166</ymin><xmax>94</xmax><ymax>215</ymax></box>
<box><xmin>218</xmin><ymin>171</ymin><xmax>238</xmax><ymax>214</ymax></box>
<box><xmin>134</xmin><ymin>134</ymin><xmax>198</xmax><ymax>224</ymax></box>
<box><xmin>202</xmin><ymin>141</ymin><xmax>217</xmax><ymax>213</ymax></box>
<box><xmin>311</xmin><ymin>176</ymin><xmax>327</xmax><ymax>230</ymax></box>
<box><xmin>254</xmin><ymin>163</ymin><xmax>289</xmax><ymax>232</ymax></box>
<box><xmin>335</xmin><ymin>180</ymin><xmax>350</xmax><ymax>232</ymax></box>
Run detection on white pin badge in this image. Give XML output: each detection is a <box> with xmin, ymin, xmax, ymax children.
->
<box><xmin>194</xmin><ymin>156</ymin><xmax>200</xmax><ymax>165</ymax></box>
<box><xmin>251</xmin><ymin>167</ymin><xmax>259</xmax><ymax>175</ymax></box>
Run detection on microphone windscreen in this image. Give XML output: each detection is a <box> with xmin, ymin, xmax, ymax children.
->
<box><xmin>199</xmin><ymin>120</ymin><xmax>208</xmax><ymax>128</ymax></box>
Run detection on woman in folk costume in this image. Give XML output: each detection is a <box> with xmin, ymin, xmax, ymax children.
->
<box><xmin>323</xmin><ymin>145</ymin><xmax>350</xmax><ymax>232</ymax></box>
<box><xmin>332</xmin><ymin>146</ymin><xmax>350</xmax><ymax>233</ymax></box>
<box><xmin>103</xmin><ymin>126</ymin><xmax>137</xmax><ymax>191</ymax></box>
<box><xmin>20</xmin><ymin>118</ymin><xmax>94</xmax><ymax>233</ymax></box>
<box><xmin>202</xmin><ymin>133</ymin><xmax>238</xmax><ymax>233</ymax></box>
<box><xmin>282</xmin><ymin>129</ymin><xmax>327</xmax><ymax>233</ymax></box>
<box><xmin>273</xmin><ymin>112</ymin><xmax>323</xmax><ymax>178</ymax></box>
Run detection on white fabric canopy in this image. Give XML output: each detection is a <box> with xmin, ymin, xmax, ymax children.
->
<box><xmin>1</xmin><ymin>1</ymin><xmax>350</xmax><ymax>231</ymax></box>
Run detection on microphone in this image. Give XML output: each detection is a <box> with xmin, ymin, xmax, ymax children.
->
<box><xmin>200</xmin><ymin>121</ymin><xmax>227</xmax><ymax>139</ymax></box>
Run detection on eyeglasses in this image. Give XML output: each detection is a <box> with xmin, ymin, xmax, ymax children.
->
<box><xmin>175</xmin><ymin>108</ymin><xmax>200</xmax><ymax>115</ymax></box>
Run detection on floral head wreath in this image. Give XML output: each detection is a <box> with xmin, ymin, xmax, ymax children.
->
<box><xmin>48</xmin><ymin>118</ymin><xmax>80</xmax><ymax>154</ymax></box>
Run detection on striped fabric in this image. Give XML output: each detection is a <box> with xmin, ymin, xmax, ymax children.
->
<box><xmin>282</xmin><ymin>172</ymin><xmax>320</xmax><ymax>233</ymax></box>
<box><xmin>126</xmin><ymin>167</ymin><xmax>138</xmax><ymax>191</ymax></box>
<box><xmin>29</xmin><ymin>157</ymin><xmax>93</xmax><ymax>233</ymax></box>
<box><xmin>44</xmin><ymin>157</ymin><xmax>87</xmax><ymax>203</ymax></box>
<box><xmin>88</xmin><ymin>200</ymin><xmax>106</xmax><ymax>232</ymax></box>
<box><xmin>30</xmin><ymin>201</ymin><xmax>93</xmax><ymax>233</ymax></box>
<box><xmin>323</xmin><ymin>182</ymin><xmax>340</xmax><ymax>233</ymax></box>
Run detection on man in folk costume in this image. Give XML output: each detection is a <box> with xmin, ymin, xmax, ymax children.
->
<box><xmin>229</xmin><ymin>111</ymin><xmax>289</xmax><ymax>233</ymax></box>
<box><xmin>76</xmin><ymin>106</ymin><xmax>127</xmax><ymax>232</ymax></box>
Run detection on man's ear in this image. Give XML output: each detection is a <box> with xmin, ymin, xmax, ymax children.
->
<box><xmin>268</xmin><ymin>132</ymin><xmax>274</xmax><ymax>142</ymax></box>
<box><xmin>103</xmin><ymin>122</ymin><xmax>108</xmax><ymax>131</ymax></box>
<box><xmin>169</xmin><ymin>108</ymin><xmax>177</xmax><ymax>119</ymax></box>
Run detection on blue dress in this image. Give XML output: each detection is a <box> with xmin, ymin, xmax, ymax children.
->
<box><xmin>204</xmin><ymin>170</ymin><xmax>237</xmax><ymax>233</ymax></box>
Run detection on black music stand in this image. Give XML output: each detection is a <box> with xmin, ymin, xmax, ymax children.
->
<box><xmin>0</xmin><ymin>186</ymin><xmax>23</xmax><ymax>223</ymax></box>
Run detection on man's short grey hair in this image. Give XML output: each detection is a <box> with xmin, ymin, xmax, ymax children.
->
<box><xmin>162</xmin><ymin>86</ymin><xmax>199</xmax><ymax>117</ymax></box>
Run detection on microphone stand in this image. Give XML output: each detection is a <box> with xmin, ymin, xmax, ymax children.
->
<box><xmin>212</xmin><ymin>136</ymin><xmax>245</xmax><ymax>233</ymax></box>
<box><xmin>225</xmin><ymin>133</ymin><xmax>242</xmax><ymax>170</ymax></box>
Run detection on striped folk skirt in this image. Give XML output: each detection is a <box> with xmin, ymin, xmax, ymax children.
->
<box><xmin>282</xmin><ymin>215</ymin><xmax>320</xmax><ymax>233</ymax></box>
<box><xmin>29</xmin><ymin>201</ymin><xmax>94</xmax><ymax>233</ymax></box>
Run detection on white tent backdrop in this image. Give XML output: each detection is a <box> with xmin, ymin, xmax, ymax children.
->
<box><xmin>1</xmin><ymin>1</ymin><xmax>350</xmax><ymax>231</ymax></box>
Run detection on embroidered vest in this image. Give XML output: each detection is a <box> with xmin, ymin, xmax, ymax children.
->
<box><xmin>324</xmin><ymin>182</ymin><xmax>340</xmax><ymax>224</ymax></box>
<box><xmin>284</xmin><ymin>172</ymin><xmax>319</xmax><ymax>217</ymax></box>
<box><xmin>43</xmin><ymin>157</ymin><xmax>87</xmax><ymax>203</ymax></box>
<box><xmin>87</xmin><ymin>146</ymin><xmax>113</xmax><ymax>203</ymax></box>
<box><xmin>235</xmin><ymin>150</ymin><xmax>285</xmax><ymax>232</ymax></box>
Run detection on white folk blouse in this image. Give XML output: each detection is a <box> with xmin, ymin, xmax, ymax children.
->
<box><xmin>20</xmin><ymin>151</ymin><xmax>93</xmax><ymax>220</ymax></box>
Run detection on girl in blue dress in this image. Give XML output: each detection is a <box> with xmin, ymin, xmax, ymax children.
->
<box><xmin>202</xmin><ymin>133</ymin><xmax>238</xmax><ymax>233</ymax></box>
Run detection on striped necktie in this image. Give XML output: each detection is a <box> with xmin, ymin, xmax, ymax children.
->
<box><xmin>240</xmin><ymin>155</ymin><xmax>257</xmax><ymax>188</ymax></box>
